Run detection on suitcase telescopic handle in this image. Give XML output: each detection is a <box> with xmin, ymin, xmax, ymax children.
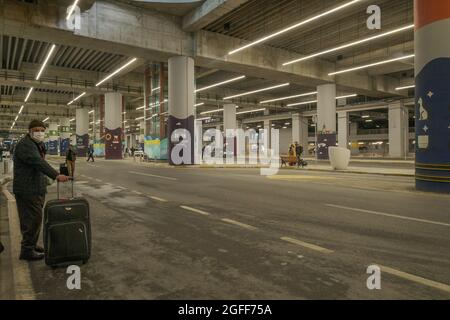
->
<box><xmin>57</xmin><ymin>178</ymin><xmax>74</xmax><ymax>200</ymax></box>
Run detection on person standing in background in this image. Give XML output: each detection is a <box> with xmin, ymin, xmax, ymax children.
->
<box><xmin>66</xmin><ymin>144</ymin><xmax>77</xmax><ymax>177</ymax></box>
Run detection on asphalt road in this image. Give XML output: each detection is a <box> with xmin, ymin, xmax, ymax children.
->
<box><xmin>17</xmin><ymin>159</ymin><xmax>450</xmax><ymax>299</ymax></box>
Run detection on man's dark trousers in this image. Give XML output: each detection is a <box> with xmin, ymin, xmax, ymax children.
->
<box><xmin>15</xmin><ymin>194</ymin><xmax>45</xmax><ymax>253</ymax></box>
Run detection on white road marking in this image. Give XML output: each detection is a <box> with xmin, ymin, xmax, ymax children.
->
<box><xmin>281</xmin><ymin>237</ymin><xmax>334</xmax><ymax>254</ymax></box>
<box><xmin>325</xmin><ymin>204</ymin><xmax>450</xmax><ymax>228</ymax></box>
<box><xmin>150</xmin><ymin>196</ymin><xmax>168</xmax><ymax>202</ymax></box>
<box><xmin>221</xmin><ymin>218</ymin><xmax>258</xmax><ymax>231</ymax></box>
<box><xmin>379</xmin><ymin>265</ymin><xmax>450</xmax><ymax>294</ymax></box>
<box><xmin>180</xmin><ymin>206</ymin><xmax>210</xmax><ymax>216</ymax></box>
<box><xmin>129</xmin><ymin>171</ymin><xmax>177</xmax><ymax>181</ymax></box>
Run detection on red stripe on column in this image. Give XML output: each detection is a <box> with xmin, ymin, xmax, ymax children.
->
<box><xmin>415</xmin><ymin>0</ymin><xmax>450</xmax><ymax>30</ymax></box>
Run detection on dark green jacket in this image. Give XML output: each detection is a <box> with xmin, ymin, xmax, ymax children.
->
<box><xmin>13</xmin><ymin>134</ymin><xmax>59</xmax><ymax>196</ymax></box>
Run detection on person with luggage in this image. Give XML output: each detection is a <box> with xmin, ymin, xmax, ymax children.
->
<box><xmin>66</xmin><ymin>144</ymin><xmax>77</xmax><ymax>177</ymax></box>
<box><xmin>86</xmin><ymin>144</ymin><xmax>95</xmax><ymax>162</ymax></box>
<box><xmin>13</xmin><ymin>120</ymin><xmax>70</xmax><ymax>261</ymax></box>
<box><xmin>294</xmin><ymin>141</ymin><xmax>307</xmax><ymax>168</ymax></box>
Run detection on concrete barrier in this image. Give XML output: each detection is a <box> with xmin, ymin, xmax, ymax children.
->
<box><xmin>329</xmin><ymin>147</ymin><xmax>351</xmax><ymax>170</ymax></box>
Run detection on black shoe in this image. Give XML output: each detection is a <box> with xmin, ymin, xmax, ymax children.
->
<box><xmin>19</xmin><ymin>250</ymin><xmax>44</xmax><ymax>261</ymax></box>
<box><xmin>34</xmin><ymin>245</ymin><xmax>45</xmax><ymax>253</ymax></box>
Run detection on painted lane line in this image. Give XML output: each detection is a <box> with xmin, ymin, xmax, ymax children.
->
<box><xmin>150</xmin><ymin>196</ymin><xmax>168</xmax><ymax>203</ymax></box>
<box><xmin>129</xmin><ymin>171</ymin><xmax>177</xmax><ymax>181</ymax></box>
<box><xmin>325</xmin><ymin>204</ymin><xmax>450</xmax><ymax>228</ymax></box>
<box><xmin>379</xmin><ymin>265</ymin><xmax>450</xmax><ymax>294</ymax></box>
<box><xmin>281</xmin><ymin>237</ymin><xmax>334</xmax><ymax>254</ymax></box>
<box><xmin>221</xmin><ymin>218</ymin><xmax>258</xmax><ymax>231</ymax></box>
<box><xmin>180</xmin><ymin>206</ymin><xmax>210</xmax><ymax>216</ymax></box>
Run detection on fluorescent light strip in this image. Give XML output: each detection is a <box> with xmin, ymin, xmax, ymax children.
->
<box><xmin>14</xmin><ymin>115</ymin><xmax>19</xmax><ymax>122</ymax></box>
<box><xmin>89</xmin><ymin>110</ymin><xmax>94</xmax><ymax>114</ymax></box>
<box><xmin>287</xmin><ymin>94</ymin><xmax>356</xmax><ymax>107</ymax></box>
<box><xmin>329</xmin><ymin>55</ymin><xmax>415</xmax><ymax>76</ymax></box>
<box><xmin>136</xmin><ymin>106</ymin><xmax>145</xmax><ymax>110</ymax></box>
<box><xmin>66</xmin><ymin>0</ymin><xmax>80</xmax><ymax>20</ymax></box>
<box><xmin>201</xmin><ymin>108</ymin><xmax>223</xmax><ymax>115</ymax></box>
<box><xmin>196</xmin><ymin>76</ymin><xmax>246</xmax><ymax>93</ymax></box>
<box><xmin>152</xmin><ymin>87</ymin><xmax>160</xmax><ymax>92</ymax></box>
<box><xmin>228</xmin><ymin>0</ymin><xmax>361</xmax><ymax>55</ymax></box>
<box><xmin>24</xmin><ymin>87</ymin><xmax>34</xmax><ymax>102</ymax></box>
<box><xmin>283</xmin><ymin>24</ymin><xmax>414</xmax><ymax>66</ymax></box>
<box><xmin>260</xmin><ymin>91</ymin><xmax>317</xmax><ymax>104</ymax></box>
<box><xmin>70</xmin><ymin>118</ymin><xmax>75</xmax><ymax>122</ymax></box>
<box><xmin>195</xmin><ymin>102</ymin><xmax>205</xmax><ymax>107</ymax></box>
<box><xmin>135</xmin><ymin>116</ymin><xmax>145</xmax><ymax>121</ymax></box>
<box><xmin>395</xmin><ymin>85</ymin><xmax>415</xmax><ymax>91</ymax></box>
<box><xmin>67</xmin><ymin>92</ymin><xmax>86</xmax><ymax>105</ymax></box>
<box><xmin>224</xmin><ymin>83</ymin><xmax>290</xmax><ymax>100</ymax></box>
<box><xmin>96</xmin><ymin>58</ymin><xmax>137</xmax><ymax>87</ymax></box>
<box><xmin>197</xmin><ymin>117</ymin><xmax>212</xmax><ymax>122</ymax></box>
<box><xmin>236</xmin><ymin>108</ymin><xmax>266</xmax><ymax>115</ymax></box>
<box><xmin>18</xmin><ymin>105</ymin><xmax>24</xmax><ymax>114</ymax></box>
<box><xmin>36</xmin><ymin>44</ymin><xmax>56</xmax><ymax>80</ymax></box>
<box><xmin>336</xmin><ymin>94</ymin><xmax>357</xmax><ymax>99</ymax></box>
<box><xmin>43</xmin><ymin>117</ymin><xmax>49</xmax><ymax>123</ymax></box>
<box><xmin>287</xmin><ymin>100</ymin><xmax>318</xmax><ymax>107</ymax></box>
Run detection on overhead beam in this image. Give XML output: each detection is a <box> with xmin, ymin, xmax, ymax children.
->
<box><xmin>183</xmin><ymin>0</ymin><xmax>250</xmax><ymax>32</ymax></box>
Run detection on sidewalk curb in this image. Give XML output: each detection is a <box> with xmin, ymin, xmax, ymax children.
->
<box><xmin>1</xmin><ymin>182</ymin><xmax>36</xmax><ymax>300</ymax></box>
<box><xmin>292</xmin><ymin>167</ymin><xmax>415</xmax><ymax>178</ymax></box>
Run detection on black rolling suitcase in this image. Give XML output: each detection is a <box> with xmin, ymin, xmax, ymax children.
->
<box><xmin>44</xmin><ymin>180</ymin><xmax>91</xmax><ymax>267</ymax></box>
<box><xmin>60</xmin><ymin>162</ymin><xmax>69</xmax><ymax>176</ymax></box>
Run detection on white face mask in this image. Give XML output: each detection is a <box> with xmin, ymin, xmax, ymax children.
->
<box><xmin>32</xmin><ymin>132</ymin><xmax>45</xmax><ymax>142</ymax></box>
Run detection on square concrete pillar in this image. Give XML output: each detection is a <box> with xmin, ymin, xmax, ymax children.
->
<box><xmin>292</xmin><ymin>114</ymin><xmax>309</xmax><ymax>150</ymax></box>
<box><xmin>389</xmin><ymin>101</ymin><xmax>409</xmax><ymax>158</ymax></box>
<box><xmin>337</xmin><ymin>111</ymin><xmax>349</xmax><ymax>149</ymax></box>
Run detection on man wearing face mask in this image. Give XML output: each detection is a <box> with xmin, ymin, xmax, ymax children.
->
<box><xmin>13</xmin><ymin>120</ymin><xmax>70</xmax><ymax>261</ymax></box>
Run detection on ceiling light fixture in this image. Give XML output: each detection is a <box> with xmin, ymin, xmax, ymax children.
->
<box><xmin>66</xmin><ymin>0</ymin><xmax>80</xmax><ymax>20</ymax></box>
<box><xmin>336</xmin><ymin>94</ymin><xmax>357</xmax><ymax>99</ymax></box>
<box><xmin>260</xmin><ymin>91</ymin><xmax>318</xmax><ymax>104</ymax></box>
<box><xmin>36</xmin><ymin>44</ymin><xmax>57</xmax><ymax>80</ymax></box>
<box><xmin>329</xmin><ymin>55</ymin><xmax>415</xmax><ymax>76</ymax></box>
<box><xmin>224</xmin><ymin>83</ymin><xmax>290</xmax><ymax>100</ymax></box>
<box><xmin>201</xmin><ymin>108</ymin><xmax>224</xmax><ymax>115</ymax></box>
<box><xmin>96</xmin><ymin>58</ymin><xmax>138</xmax><ymax>87</ymax></box>
<box><xmin>236</xmin><ymin>108</ymin><xmax>266</xmax><ymax>115</ymax></box>
<box><xmin>196</xmin><ymin>75</ymin><xmax>246</xmax><ymax>93</ymax></box>
<box><xmin>287</xmin><ymin>100</ymin><xmax>318</xmax><ymax>107</ymax></box>
<box><xmin>197</xmin><ymin>117</ymin><xmax>212</xmax><ymax>122</ymax></box>
<box><xmin>24</xmin><ymin>87</ymin><xmax>34</xmax><ymax>102</ymax></box>
<box><xmin>228</xmin><ymin>0</ymin><xmax>361</xmax><ymax>55</ymax></box>
<box><xmin>43</xmin><ymin>117</ymin><xmax>50</xmax><ymax>122</ymax></box>
<box><xmin>195</xmin><ymin>102</ymin><xmax>205</xmax><ymax>107</ymax></box>
<box><xmin>395</xmin><ymin>85</ymin><xmax>415</xmax><ymax>91</ymax></box>
<box><xmin>283</xmin><ymin>24</ymin><xmax>414</xmax><ymax>66</ymax></box>
<box><xmin>18</xmin><ymin>105</ymin><xmax>24</xmax><ymax>114</ymax></box>
<box><xmin>67</xmin><ymin>92</ymin><xmax>86</xmax><ymax>105</ymax></box>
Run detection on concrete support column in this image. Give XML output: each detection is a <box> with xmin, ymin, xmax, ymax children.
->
<box><xmin>104</xmin><ymin>92</ymin><xmax>123</xmax><ymax>160</ymax></box>
<box><xmin>317</xmin><ymin>84</ymin><xmax>336</xmax><ymax>133</ymax></box>
<box><xmin>264</xmin><ymin>119</ymin><xmax>272</xmax><ymax>150</ymax></box>
<box><xmin>292</xmin><ymin>114</ymin><xmax>308</xmax><ymax>151</ymax></box>
<box><xmin>144</xmin><ymin>64</ymin><xmax>152</xmax><ymax>137</ymax></box>
<box><xmin>59</xmin><ymin>118</ymin><xmax>71</xmax><ymax>156</ymax></box>
<box><xmin>388</xmin><ymin>101</ymin><xmax>409</xmax><ymax>158</ymax></box>
<box><xmin>48</xmin><ymin>122</ymin><xmax>59</xmax><ymax>155</ymax></box>
<box><xmin>316</xmin><ymin>84</ymin><xmax>337</xmax><ymax>160</ymax></box>
<box><xmin>349</xmin><ymin>122</ymin><xmax>359</xmax><ymax>155</ymax></box>
<box><xmin>76</xmin><ymin>108</ymin><xmax>89</xmax><ymax>157</ymax></box>
<box><xmin>194</xmin><ymin>119</ymin><xmax>203</xmax><ymax>164</ymax></box>
<box><xmin>415</xmin><ymin>0</ymin><xmax>450</xmax><ymax>193</ymax></box>
<box><xmin>168</xmin><ymin>56</ymin><xmax>195</xmax><ymax>165</ymax></box>
<box><xmin>224</xmin><ymin>104</ymin><xmax>237</xmax><ymax>161</ymax></box>
<box><xmin>337</xmin><ymin>111</ymin><xmax>349</xmax><ymax>149</ymax></box>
